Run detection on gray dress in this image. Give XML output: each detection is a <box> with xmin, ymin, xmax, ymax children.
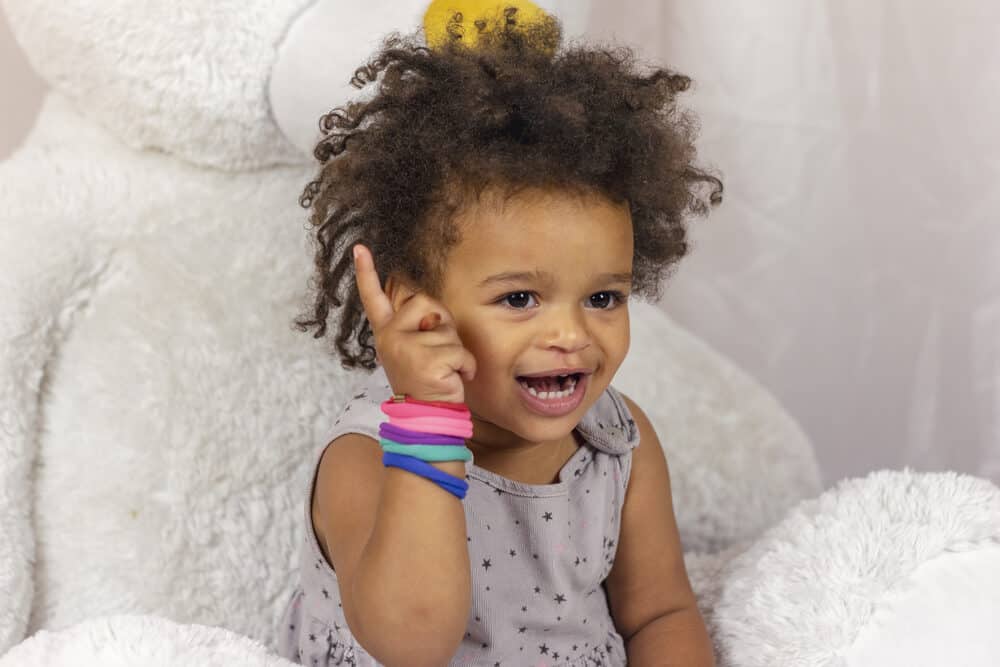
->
<box><xmin>277</xmin><ymin>365</ymin><xmax>639</xmax><ymax>666</ymax></box>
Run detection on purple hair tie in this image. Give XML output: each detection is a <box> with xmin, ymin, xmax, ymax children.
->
<box><xmin>379</xmin><ymin>421</ymin><xmax>467</xmax><ymax>445</ymax></box>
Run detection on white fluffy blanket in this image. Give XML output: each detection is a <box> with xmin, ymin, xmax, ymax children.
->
<box><xmin>0</xmin><ymin>615</ymin><xmax>296</xmax><ymax>666</ymax></box>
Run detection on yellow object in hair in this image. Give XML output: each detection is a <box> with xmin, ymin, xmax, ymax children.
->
<box><xmin>423</xmin><ymin>0</ymin><xmax>553</xmax><ymax>50</ymax></box>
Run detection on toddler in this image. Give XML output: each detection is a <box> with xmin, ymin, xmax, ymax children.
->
<box><xmin>278</xmin><ymin>2</ymin><xmax>722</xmax><ymax>665</ymax></box>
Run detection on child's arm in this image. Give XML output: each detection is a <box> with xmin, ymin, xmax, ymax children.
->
<box><xmin>315</xmin><ymin>435</ymin><xmax>471</xmax><ymax>667</ymax></box>
<box><xmin>623</xmin><ymin>605</ymin><xmax>716</xmax><ymax>666</ymax></box>
<box><xmin>603</xmin><ymin>394</ymin><xmax>717</xmax><ymax>667</ymax></box>
<box><xmin>318</xmin><ymin>243</ymin><xmax>474</xmax><ymax>665</ymax></box>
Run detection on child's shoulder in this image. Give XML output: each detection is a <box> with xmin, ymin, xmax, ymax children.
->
<box><xmin>325</xmin><ymin>369</ymin><xmax>389</xmax><ymax>436</ymax></box>
<box><xmin>614</xmin><ymin>390</ymin><xmax>643</xmax><ymax>434</ymax></box>
<box><xmin>575</xmin><ymin>383</ymin><xmax>641</xmax><ymax>455</ymax></box>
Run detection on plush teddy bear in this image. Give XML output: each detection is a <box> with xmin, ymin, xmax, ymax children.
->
<box><xmin>1</xmin><ymin>1</ymin><xmax>997</xmax><ymax>665</ymax></box>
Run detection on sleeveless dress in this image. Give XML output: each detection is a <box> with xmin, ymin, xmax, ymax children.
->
<box><xmin>277</xmin><ymin>365</ymin><xmax>640</xmax><ymax>666</ymax></box>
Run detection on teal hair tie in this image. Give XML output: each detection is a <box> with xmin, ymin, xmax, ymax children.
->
<box><xmin>379</xmin><ymin>438</ymin><xmax>473</xmax><ymax>462</ymax></box>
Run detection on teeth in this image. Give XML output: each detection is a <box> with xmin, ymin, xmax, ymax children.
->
<box><xmin>518</xmin><ymin>376</ymin><xmax>577</xmax><ymax>400</ymax></box>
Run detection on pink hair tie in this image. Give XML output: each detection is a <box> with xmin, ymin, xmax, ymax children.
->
<box><xmin>387</xmin><ymin>415</ymin><xmax>473</xmax><ymax>439</ymax></box>
<box><xmin>381</xmin><ymin>399</ymin><xmax>471</xmax><ymax>421</ymax></box>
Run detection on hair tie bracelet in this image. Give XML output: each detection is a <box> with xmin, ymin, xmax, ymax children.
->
<box><xmin>381</xmin><ymin>398</ymin><xmax>471</xmax><ymax>421</ymax></box>
<box><xmin>379</xmin><ymin>393</ymin><xmax>473</xmax><ymax>499</ymax></box>
<box><xmin>386</xmin><ymin>393</ymin><xmax>471</xmax><ymax>413</ymax></box>
<box><xmin>380</xmin><ymin>440</ymin><xmax>473</xmax><ymax>462</ymax></box>
<box><xmin>381</xmin><ymin>396</ymin><xmax>473</xmax><ymax>437</ymax></box>
<box><xmin>383</xmin><ymin>451</ymin><xmax>470</xmax><ymax>499</ymax></box>
<box><xmin>379</xmin><ymin>421</ymin><xmax>466</xmax><ymax>445</ymax></box>
<box><xmin>385</xmin><ymin>415</ymin><xmax>472</xmax><ymax>439</ymax></box>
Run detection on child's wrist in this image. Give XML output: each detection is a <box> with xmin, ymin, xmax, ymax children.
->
<box><xmin>379</xmin><ymin>393</ymin><xmax>473</xmax><ymax>499</ymax></box>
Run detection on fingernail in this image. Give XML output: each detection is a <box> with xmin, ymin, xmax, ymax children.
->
<box><xmin>352</xmin><ymin>245</ymin><xmax>360</xmax><ymax>262</ymax></box>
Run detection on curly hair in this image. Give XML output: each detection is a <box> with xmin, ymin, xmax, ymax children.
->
<box><xmin>292</xmin><ymin>7</ymin><xmax>723</xmax><ymax>371</ymax></box>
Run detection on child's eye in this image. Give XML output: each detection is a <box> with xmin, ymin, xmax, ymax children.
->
<box><xmin>589</xmin><ymin>291</ymin><xmax>629</xmax><ymax>310</ymax></box>
<box><xmin>498</xmin><ymin>291</ymin><xmax>537</xmax><ymax>309</ymax></box>
<box><xmin>496</xmin><ymin>291</ymin><xmax>628</xmax><ymax>311</ymax></box>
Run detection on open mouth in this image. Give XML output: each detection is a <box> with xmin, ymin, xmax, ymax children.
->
<box><xmin>515</xmin><ymin>372</ymin><xmax>583</xmax><ymax>399</ymax></box>
<box><xmin>514</xmin><ymin>372</ymin><xmax>589</xmax><ymax>417</ymax></box>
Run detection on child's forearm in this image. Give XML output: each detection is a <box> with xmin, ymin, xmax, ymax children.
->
<box><xmin>625</xmin><ymin>606</ymin><xmax>717</xmax><ymax>667</ymax></box>
<box><xmin>351</xmin><ymin>459</ymin><xmax>471</xmax><ymax>667</ymax></box>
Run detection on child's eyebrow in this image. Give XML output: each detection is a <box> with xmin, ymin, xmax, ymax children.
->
<box><xmin>478</xmin><ymin>270</ymin><xmax>633</xmax><ymax>288</ymax></box>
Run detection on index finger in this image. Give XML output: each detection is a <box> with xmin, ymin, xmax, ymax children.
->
<box><xmin>352</xmin><ymin>244</ymin><xmax>394</xmax><ymax>331</ymax></box>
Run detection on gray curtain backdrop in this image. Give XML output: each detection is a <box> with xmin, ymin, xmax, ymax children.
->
<box><xmin>587</xmin><ymin>0</ymin><xmax>1000</xmax><ymax>488</ymax></box>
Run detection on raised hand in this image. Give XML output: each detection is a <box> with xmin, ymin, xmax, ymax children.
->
<box><xmin>353</xmin><ymin>244</ymin><xmax>476</xmax><ymax>404</ymax></box>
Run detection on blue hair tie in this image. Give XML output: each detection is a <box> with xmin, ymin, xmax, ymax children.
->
<box><xmin>382</xmin><ymin>451</ymin><xmax>470</xmax><ymax>499</ymax></box>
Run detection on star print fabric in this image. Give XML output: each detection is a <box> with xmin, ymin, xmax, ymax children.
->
<box><xmin>277</xmin><ymin>365</ymin><xmax>639</xmax><ymax>666</ymax></box>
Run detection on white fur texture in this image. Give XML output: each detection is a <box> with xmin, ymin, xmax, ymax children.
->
<box><xmin>713</xmin><ymin>469</ymin><xmax>1000</xmax><ymax>666</ymax></box>
<box><xmin>844</xmin><ymin>544</ymin><xmax>1000</xmax><ymax>666</ymax></box>
<box><xmin>0</xmin><ymin>0</ymin><xmax>313</xmax><ymax>170</ymax></box>
<box><xmin>0</xmin><ymin>615</ymin><xmax>297</xmax><ymax>666</ymax></box>
<box><xmin>0</xmin><ymin>91</ymin><xmax>320</xmax><ymax>650</ymax></box>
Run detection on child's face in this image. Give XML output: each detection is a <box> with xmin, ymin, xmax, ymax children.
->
<box><xmin>437</xmin><ymin>186</ymin><xmax>633</xmax><ymax>453</ymax></box>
